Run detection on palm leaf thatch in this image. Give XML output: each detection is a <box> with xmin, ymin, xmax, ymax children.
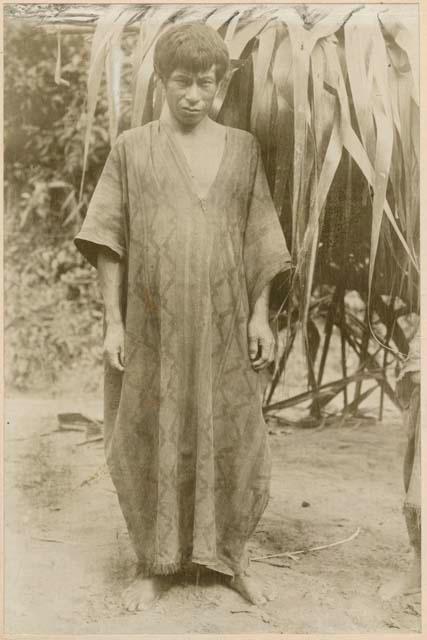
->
<box><xmin>40</xmin><ymin>3</ymin><xmax>419</xmax><ymax>418</ymax></box>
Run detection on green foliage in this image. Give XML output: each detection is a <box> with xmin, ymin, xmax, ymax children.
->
<box><xmin>4</xmin><ymin>19</ymin><xmax>109</xmax><ymax>389</ymax></box>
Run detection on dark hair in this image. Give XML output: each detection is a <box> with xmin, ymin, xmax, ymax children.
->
<box><xmin>153</xmin><ymin>22</ymin><xmax>230</xmax><ymax>82</ymax></box>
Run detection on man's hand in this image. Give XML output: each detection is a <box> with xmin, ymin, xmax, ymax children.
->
<box><xmin>247</xmin><ymin>316</ymin><xmax>275</xmax><ymax>371</ymax></box>
<box><xmin>104</xmin><ymin>322</ymin><xmax>125</xmax><ymax>372</ymax></box>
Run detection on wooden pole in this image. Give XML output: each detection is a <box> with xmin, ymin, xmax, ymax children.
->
<box><xmin>378</xmin><ymin>294</ymin><xmax>396</xmax><ymax>421</ymax></box>
<box><xmin>339</xmin><ymin>293</ymin><xmax>348</xmax><ymax>409</ymax></box>
<box><xmin>352</xmin><ymin>303</ymin><xmax>369</xmax><ymax>408</ymax></box>
<box><xmin>39</xmin><ymin>23</ymin><xmax>140</xmax><ymax>35</ymax></box>
<box><xmin>317</xmin><ymin>285</ymin><xmax>340</xmax><ymax>387</ymax></box>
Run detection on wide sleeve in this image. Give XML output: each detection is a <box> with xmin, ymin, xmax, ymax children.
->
<box><xmin>244</xmin><ymin>139</ymin><xmax>292</xmax><ymax>310</ymax></box>
<box><xmin>74</xmin><ymin>135</ymin><xmax>126</xmax><ymax>267</ymax></box>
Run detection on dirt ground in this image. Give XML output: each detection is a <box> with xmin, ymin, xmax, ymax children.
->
<box><xmin>4</xmin><ymin>384</ymin><xmax>422</xmax><ymax>636</ymax></box>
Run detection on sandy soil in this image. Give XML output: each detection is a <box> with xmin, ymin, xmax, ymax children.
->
<box><xmin>4</xmin><ymin>391</ymin><xmax>421</xmax><ymax>635</ymax></box>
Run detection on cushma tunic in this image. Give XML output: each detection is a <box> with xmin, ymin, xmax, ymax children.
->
<box><xmin>75</xmin><ymin>121</ymin><xmax>291</xmax><ymax>577</ymax></box>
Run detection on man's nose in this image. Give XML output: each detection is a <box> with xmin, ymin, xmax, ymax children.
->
<box><xmin>185</xmin><ymin>82</ymin><xmax>200</xmax><ymax>103</ymax></box>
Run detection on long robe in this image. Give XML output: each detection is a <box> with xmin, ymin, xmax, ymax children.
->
<box><xmin>75</xmin><ymin>120</ymin><xmax>291</xmax><ymax>577</ymax></box>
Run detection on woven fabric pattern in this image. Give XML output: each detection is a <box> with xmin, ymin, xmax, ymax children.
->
<box><xmin>75</xmin><ymin>121</ymin><xmax>291</xmax><ymax>576</ymax></box>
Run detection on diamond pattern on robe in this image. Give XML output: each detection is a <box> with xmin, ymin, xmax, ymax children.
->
<box><xmin>74</xmin><ymin>122</ymin><xmax>291</xmax><ymax>577</ymax></box>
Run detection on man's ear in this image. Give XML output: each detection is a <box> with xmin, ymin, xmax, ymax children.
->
<box><xmin>154</xmin><ymin>72</ymin><xmax>165</xmax><ymax>87</ymax></box>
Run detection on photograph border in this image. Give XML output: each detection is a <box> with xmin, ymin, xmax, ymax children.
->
<box><xmin>0</xmin><ymin>0</ymin><xmax>425</xmax><ymax>638</ymax></box>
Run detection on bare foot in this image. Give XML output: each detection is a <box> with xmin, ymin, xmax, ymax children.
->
<box><xmin>122</xmin><ymin>574</ymin><xmax>168</xmax><ymax>612</ymax></box>
<box><xmin>379</xmin><ymin>557</ymin><xmax>421</xmax><ymax>601</ymax></box>
<box><xmin>229</xmin><ymin>572</ymin><xmax>275</xmax><ymax>607</ymax></box>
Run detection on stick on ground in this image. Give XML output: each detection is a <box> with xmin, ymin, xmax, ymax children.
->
<box><xmin>251</xmin><ymin>527</ymin><xmax>361</xmax><ymax>563</ymax></box>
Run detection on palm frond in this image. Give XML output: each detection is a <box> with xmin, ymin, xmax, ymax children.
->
<box><xmin>42</xmin><ymin>3</ymin><xmax>419</xmax><ymax>413</ymax></box>
<box><xmin>79</xmin><ymin>5</ymin><xmax>136</xmax><ymax>199</ymax></box>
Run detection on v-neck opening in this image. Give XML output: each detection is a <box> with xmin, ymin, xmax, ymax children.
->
<box><xmin>159</xmin><ymin>120</ymin><xmax>229</xmax><ymax>205</ymax></box>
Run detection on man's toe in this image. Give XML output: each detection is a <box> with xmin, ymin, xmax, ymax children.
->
<box><xmin>122</xmin><ymin>589</ymin><xmax>137</xmax><ymax>611</ymax></box>
<box><xmin>127</xmin><ymin>598</ymin><xmax>137</xmax><ymax>612</ymax></box>
<box><xmin>264</xmin><ymin>588</ymin><xmax>276</xmax><ymax>602</ymax></box>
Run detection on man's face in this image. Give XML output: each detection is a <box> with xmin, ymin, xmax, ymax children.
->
<box><xmin>162</xmin><ymin>66</ymin><xmax>219</xmax><ymax>128</ymax></box>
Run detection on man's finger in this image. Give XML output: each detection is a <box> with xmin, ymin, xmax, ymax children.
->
<box><xmin>251</xmin><ymin>353</ymin><xmax>265</xmax><ymax>367</ymax></box>
<box><xmin>108</xmin><ymin>350</ymin><xmax>125</xmax><ymax>372</ymax></box>
<box><xmin>252</xmin><ymin>342</ymin><xmax>273</xmax><ymax>369</ymax></box>
<box><xmin>254</xmin><ymin>362</ymin><xmax>268</xmax><ymax>371</ymax></box>
<box><xmin>118</xmin><ymin>344</ymin><xmax>126</xmax><ymax>368</ymax></box>
<box><xmin>252</xmin><ymin>357</ymin><xmax>266</xmax><ymax>368</ymax></box>
<box><xmin>248</xmin><ymin>336</ymin><xmax>259</xmax><ymax>360</ymax></box>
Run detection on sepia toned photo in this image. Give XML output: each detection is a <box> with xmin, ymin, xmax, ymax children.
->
<box><xmin>3</xmin><ymin>2</ymin><xmax>421</xmax><ymax>635</ymax></box>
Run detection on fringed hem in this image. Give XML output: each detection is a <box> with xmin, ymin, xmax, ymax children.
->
<box><xmin>136</xmin><ymin>555</ymin><xmax>240</xmax><ymax>578</ymax></box>
<box><xmin>137</xmin><ymin>559</ymin><xmax>185</xmax><ymax>577</ymax></box>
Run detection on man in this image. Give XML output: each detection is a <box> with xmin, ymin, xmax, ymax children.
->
<box><xmin>75</xmin><ymin>22</ymin><xmax>291</xmax><ymax>611</ymax></box>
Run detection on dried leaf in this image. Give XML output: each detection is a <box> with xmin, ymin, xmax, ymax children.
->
<box><xmin>131</xmin><ymin>6</ymin><xmax>184</xmax><ymax>128</ymax></box>
<box><xmin>54</xmin><ymin>31</ymin><xmax>70</xmax><ymax>87</ymax></box>
<box><xmin>105</xmin><ymin>41</ymin><xmax>124</xmax><ymax>143</ymax></box>
<box><xmin>80</xmin><ymin>6</ymin><xmax>134</xmax><ymax>198</ymax></box>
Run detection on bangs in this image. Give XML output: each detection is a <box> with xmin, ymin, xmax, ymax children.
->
<box><xmin>172</xmin><ymin>47</ymin><xmax>220</xmax><ymax>76</ymax></box>
<box><xmin>154</xmin><ymin>22</ymin><xmax>230</xmax><ymax>82</ymax></box>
